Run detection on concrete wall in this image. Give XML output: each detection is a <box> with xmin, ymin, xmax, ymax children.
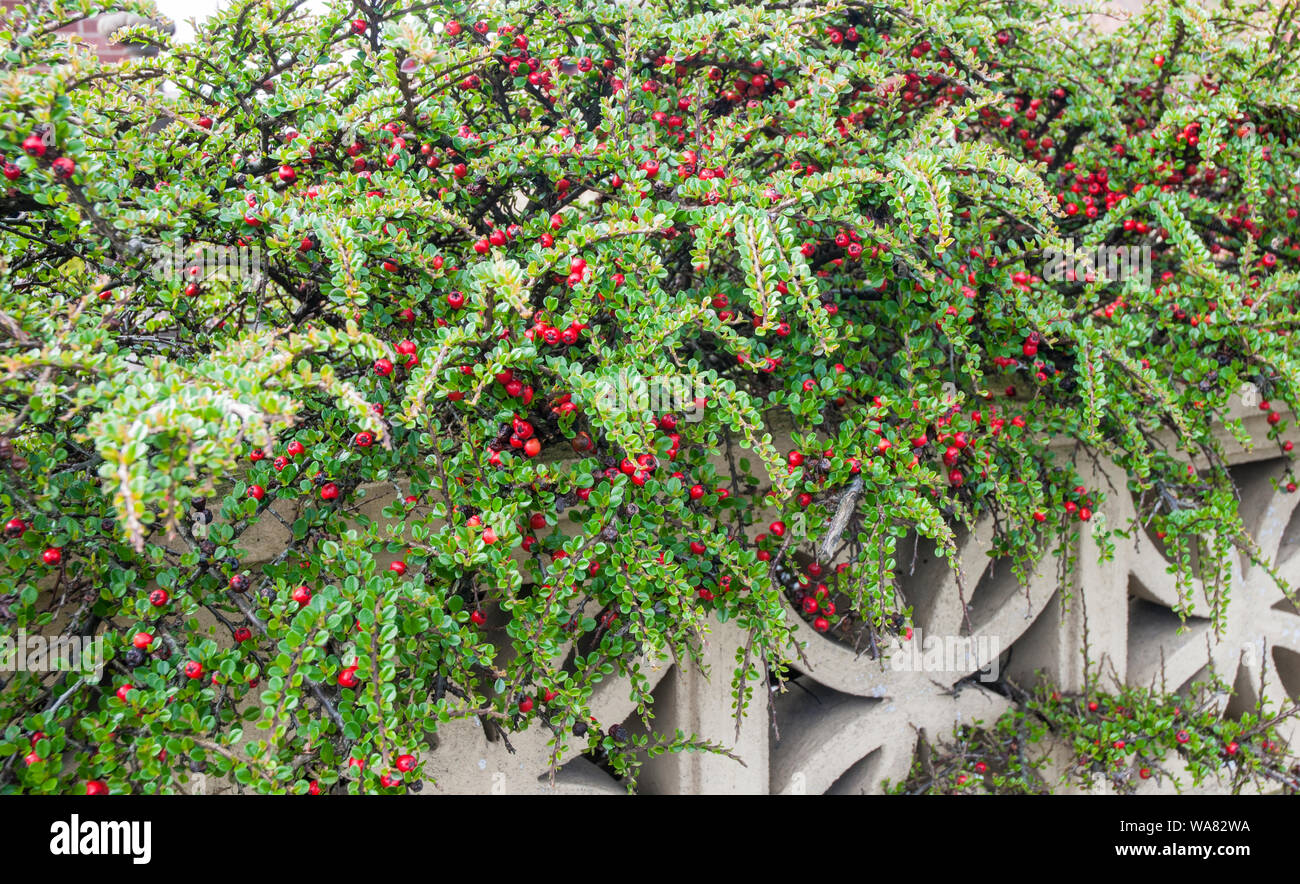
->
<box><xmin>202</xmin><ymin>400</ymin><xmax>1298</xmax><ymax>795</ymax></box>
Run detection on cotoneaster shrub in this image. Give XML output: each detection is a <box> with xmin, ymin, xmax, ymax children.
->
<box><xmin>892</xmin><ymin>675</ymin><xmax>1300</xmax><ymax>794</ymax></box>
<box><xmin>0</xmin><ymin>0</ymin><xmax>1297</xmax><ymax>794</ymax></box>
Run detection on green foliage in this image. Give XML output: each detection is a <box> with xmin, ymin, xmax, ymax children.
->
<box><xmin>890</xmin><ymin>677</ymin><xmax>1300</xmax><ymax>794</ymax></box>
<box><xmin>1</xmin><ymin>0</ymin><xmax>1298</xmax><ymax>793</ymax></box>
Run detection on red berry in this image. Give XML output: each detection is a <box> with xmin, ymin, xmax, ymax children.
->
<box><xmin>769</xmin><ymin>520</ymin><xmax>786</xmax><ymax>537</ymax></box>
<box><xmin>85</xmin><ymin>780</ymin><xmax>109</xmax><ymax>795</ymax></box>
<box><xmin>42</xmin><ymin>547</ymin><xmax>61</xmax><ymax>565</ymax></box>
<box><xmin>320</xmin><ymin>483</ymin><xmax>340</xmax><ymax>501</ymax></box>
<box><xmin>292</xmin><ymin>585</ymin><xmax>312</xmax><ymax>606</ymax></box>
<box><xmin>338</xmin><ymin>666</ymin><xmax>359</xmax><ymax>688</ymax></box>
<box><xmin>184</xmin><ymin>660</ymin><xmax>204</xmax><ymax>679</ymax></box>
<box><xmin>132</xmin><ymin>632</ymin><xmax>152</xmax><ymax>649</ymax></box>
<box><xmin>248</xmin><ymin>484</ymin><xmax>265</xmax><ymax>501</ymax></box>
